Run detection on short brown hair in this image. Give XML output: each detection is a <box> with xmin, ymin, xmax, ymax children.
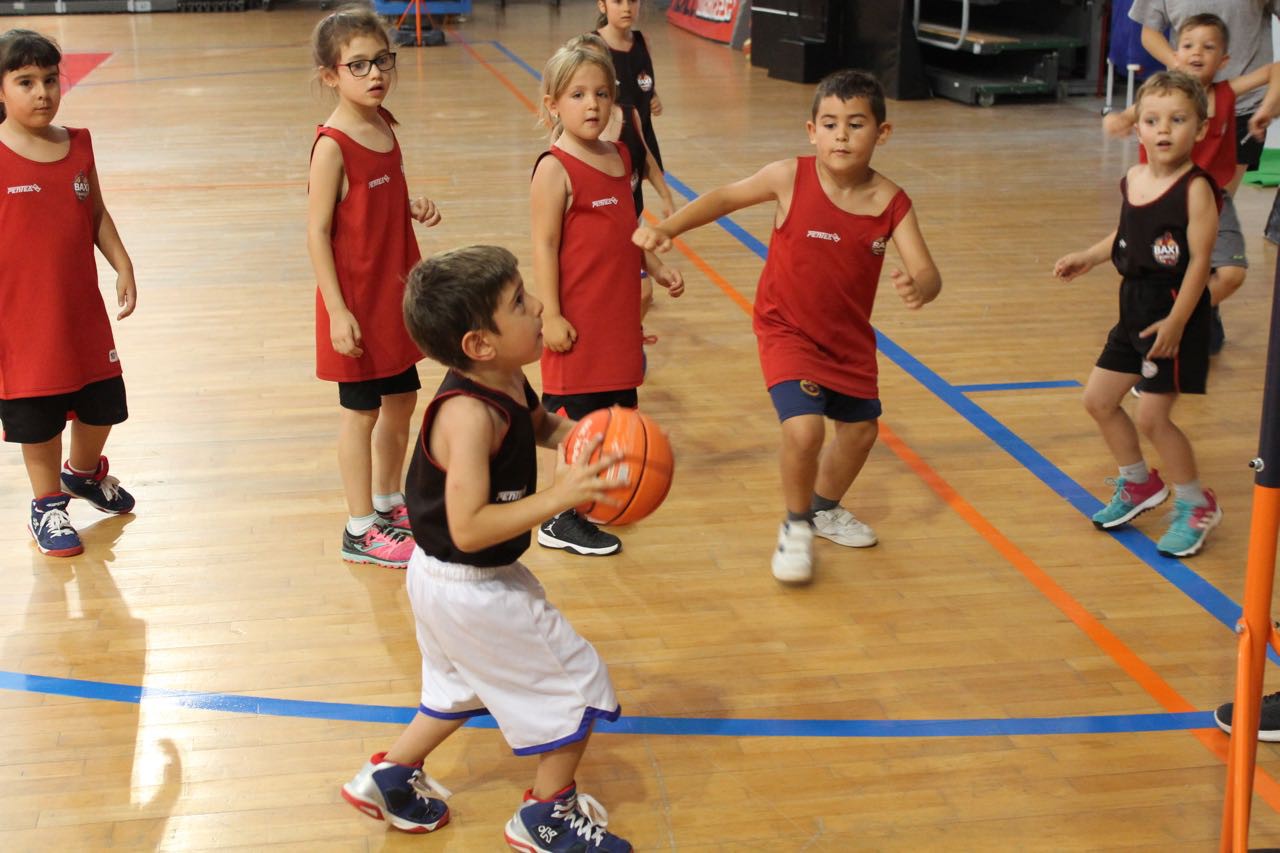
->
<box><xmin>403</xmin><ymin>246</ymin><xmax>520</xmax><ymax>371</ymax></box>
<box><xmin>811</xmin><ymin>69</ymin><xmax>886</xmax><ymax>124</ymax></box>
<box><xmin>1176</xmin><ymin>13</ymin><xmax>1229</xmax><ymax>49</ymax></box>
<box><xmin>1135</xmin><ymin>70</ymin><xmax>1208</xmax><ymax>123</ymax></box>
<box><xmin>311</xmin><ymin>3</ymin><xmax>389</xmax><ymax>70</ymax></box>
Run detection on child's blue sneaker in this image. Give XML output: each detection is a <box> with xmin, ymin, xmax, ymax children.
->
<box><xmin>29</xmin><ymin>494</ymin><xmax>83</xmax><ymax>557</ymax></box>
<box><xmin>341</xmin><ymin>752</ymin><xmax>450</xmax><ymax>833</ymax></box>
<box><xmin>1091</xmin><ymin>471</ymin><xmax>1168</xmax><ymax>530</ymax></box>
<box><xmin>1157</xmin><ymin>490</ymin><xmax>1222</xmax><ymax>558</ymax></box>
<box><xmin>60</xmin><ymin>456</ymin><xmax>135</xmax><ymax>514</ymax></box>
<box><xmin>504</xmin><ymin>783</ymin><xmax>631</xmax><ymax>852</ymax></box>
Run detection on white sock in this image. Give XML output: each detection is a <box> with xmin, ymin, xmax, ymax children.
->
<box><xmin>347</xmin><ymin>512</ymin><xmax>379</xmax><ymax>536</ymax></box>
<box><xmin>1118</xmin><ymin>461</ymin><xmax>1149</xmax><ymax>484</ymax></box>
<box><xmin>1174</xmin><ymin>481</ymin><xmax>1207</xmax><ymax>507</ymax></box>
<box><xmin>373</xmin><ymin>492</ymin><xmax>404</xmax><ymax>513</ymax></box>
<box><xmin>66</xmin><ymin>461</ymin><xmax>96</xmax><ymax>476</ymax></box>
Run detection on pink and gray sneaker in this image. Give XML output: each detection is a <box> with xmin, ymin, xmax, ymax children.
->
<box><xmin>342</xmin><ymin>522</ymin><xmax>414</xmax><ymax>569</ymax></box>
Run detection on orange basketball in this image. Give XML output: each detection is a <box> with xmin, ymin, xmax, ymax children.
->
<box><xmin>563</xmin><ymin>406</ymin><xmax>674</xmax><ymax>526</ymax></box>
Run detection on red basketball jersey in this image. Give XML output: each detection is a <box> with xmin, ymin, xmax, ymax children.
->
<box><xmin>0</xmin><ymin>128</ymin><xmax>122</xmax><ymax>399</ymax></box>
<box><xmin>1139</xmin><ymin>81</ymin><xmax>1236</xmax><ymax>190</ymax></box>
<box><xmin>754</xmin><ymin>157</ymin><xmax>912</xmax><ymax>399</ymax></box>
<box><xmin>537</xmin><ymin>142</ymin><xmax>644</xmax><ymax>396</ymax></box>
<box><xmin>311</xmin><ymin>113</ymin><xmax>422</xmax><ymax>382</ymax></box>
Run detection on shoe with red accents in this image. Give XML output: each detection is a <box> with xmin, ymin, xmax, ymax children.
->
<box><xmin>29</xmin><ymin>494</ymin><xmax>83</xmax><ymax>557</ymax></box>
<box><xmin>60</xmin><ymin>456</ymin><xmax>135</xmax><ymax>514</ymax></box>
<box><xmin>376</xmin><ymin>502</ymin><xmax>412</xmax><ymax>534</ymax></box>
<box><xmin>504</xmin><ymin>783</ymin><xmax>631</xmax><ymax>852</ymax></box>
<box><xmin>341</xmin><ymin>752</ymin><xmax>450</xmax><ymax>833</ymax></box>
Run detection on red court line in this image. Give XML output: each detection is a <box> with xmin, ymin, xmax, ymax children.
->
<box><xmin>459</xmin><ymin>37</ymin><xmax>1280</xmax><ymax>811</ymax></box>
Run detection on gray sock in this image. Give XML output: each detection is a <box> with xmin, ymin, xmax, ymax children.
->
<box><xmin>1119</xmin><ymin>461</ymin><xmax>1149</xmax><ymax>484</ymax></box>
<box><xmin>1174</xmin><ymin>481</ymin><xmax>1207</xmax><ymax>507</ymax></box>
<box><xmin>786</xmin><ymin>510</ymin><xmax>813</xmax><ymax>525</ymax></box>
<box><xmin>811</xmin><ymin>494</ymin><xmax>839</xmax><ymax>513</ymax></box>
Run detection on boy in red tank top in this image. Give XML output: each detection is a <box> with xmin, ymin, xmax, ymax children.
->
<box><xmin>634</xmin><ymin>70</ymin><xmax>942</xmax><ymax>584</ymax></box>
<box><xmin>306</xmin><ymin>7</ymin><xmax>443</xmax><ymax>570</ymax></box>
<box><xmin>0</xmin><ymin>29</ymin><xmax>138</xmax><ymax>558</ymax></box>
<box><xmin>1103</xmin><ymin>14</ymin><xmax>1277</xmax><ymax>352</ymax></box>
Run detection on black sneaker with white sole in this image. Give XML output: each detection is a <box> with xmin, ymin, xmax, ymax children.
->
<box><xmin>538</xmin><ymin>509</ymin><xmax>621</xmax><ymax>556</ymax></box>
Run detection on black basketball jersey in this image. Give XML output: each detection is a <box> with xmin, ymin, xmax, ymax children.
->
<box><xmin>1111</xmin><ymin>164</ymin><xmax>1218</xmax><ymax>284</ymax></box>
<box><xmin>406</xmin><ymin>370</ymin><xmax>540</xmax><ymax>567</ymax></box>
<box><xmin>606</xmin><ymin>30</ymin><xmax>663</xmax><ymax>172</ymax></box>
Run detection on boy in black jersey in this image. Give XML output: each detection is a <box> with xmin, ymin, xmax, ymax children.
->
<box><xmin>1055</xmin><ymin>71</ymin><xmax>1223</xmax><ymax>558</ymax></box>
<box><xmin>340</xmin><ymin>245</ymin><xmax>634</xmax><ymax>853</ymax></box>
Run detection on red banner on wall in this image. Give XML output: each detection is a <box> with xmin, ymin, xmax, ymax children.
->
<box><xmin>666</xmin><ymin>0</ymin><xmax>742</xmax><ymax>44</ymax></box>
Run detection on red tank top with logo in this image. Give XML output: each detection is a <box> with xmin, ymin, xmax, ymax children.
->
<box><xmin>753</xmin><ymin>156</ymin><xmax>912</xmax><ymax>399</ymax></box>
<box><xmin>0</xmin><ymin>128</ymin><xmax>121</xmax><ymax>399</ymax></box>
<box><xmin>1139</xmin><ymin>81</ymin><xmax>1236</xmax><ymax>190</ymax></box>
<box><xmin>536</xmin><ymin>142</ymin><xmax>643</xmax><ymax>396</ymax></box>
<box><xmin>312</xmin><ymin>110</ymin><xmax>422</xmax><ymax>382</ymax></box>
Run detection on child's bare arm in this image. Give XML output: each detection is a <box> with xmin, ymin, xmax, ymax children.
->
<box><xmin>531</xmin><ymin>403</ymin><xmax>574</xmax><ymax>449</ymax></box>
<box><xmin>888</xmin><ymin>208</ymin><xmax>941</xmax><ymax>309</ymax></box>
<box><xmin>307</xmin><ymin>137</ymin><xmax>363</xmax><ymax>358</ymax></box>
<box><xmin>633</xmin><ymin>158</ymin><xmax>793</xmax><ymax>251</ymax></box>
<box><xmin>632</xmin><ymin>106</ymin><xmax>676</xmax><ymax>218</ymax></box>
<box><xmin>1103</xmin><ymin>104</ymin><xmax>1138</xmax><ymax>137</ymax></box>
<box><xmin>643</xmin><ymin>250</ymin><xmax>685</xmax><ymax>298</ymax></box>
<box><xmin>1054</xmin><ymin>230</ymin><xmax>1117</xmax><ymax>281</ymax></box>
<box><xmin>437</xmin><ymin>396</ymin><xmax>622</xmax><ymax>552</ymax></box>
<box><xmin>1140</xmin><ymin>176</ymin><xmax>1217</xmax><ymax>358</ymax></box>
<box><xmin>1230</xmin><ymin>61</ymin><xmax>1277</xmax><ymax>97</ymax></box>
<box><xmin>1249</xmin><ymin>63</ymin><xmax>1280</xmax><ymax>139</ymax></box>
<box><xmin>88</xmin><ymin>166</ymin><xmax>136</xmax><ymax>320</ymax></box>
<box><xmin>530</xmin><ymin>156</ymin><xmax>575</xmax><ymax>352</ymax></box>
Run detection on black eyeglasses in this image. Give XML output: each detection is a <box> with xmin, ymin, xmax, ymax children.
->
<box><xmin>339</xmin><ymin>52</ymin><xmax>396</xmax><ymax>78</ymax></box>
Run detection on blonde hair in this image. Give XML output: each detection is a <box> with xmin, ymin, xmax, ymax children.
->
<box><xmin>537</xmin><ymin>43</ymin><xmax>617</xmax><ymax>141</ymax></box>
<box><xmin>311</xmin><ymin>3</ymin><xmax>389</xmax><ymax>70</ymax></box>
<box><xmin>1135</xmin><ymin>70</ymin><xmax>1208</xmax><ymax>124</ymax></box>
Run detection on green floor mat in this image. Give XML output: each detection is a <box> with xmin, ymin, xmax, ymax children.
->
<box><xmin>1244</xmin><ymin>147</ymin><xmax>1280</xmax><ymax>187</ymax></box>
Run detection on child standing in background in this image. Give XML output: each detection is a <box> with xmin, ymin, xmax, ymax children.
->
<box><xmin>0</xmin><ymin>29</ymin><xmax>138</xmax><ymax>558</ymax></box>
<box><xmin>531</xmin><ymin>41</ymin><xmax>683</xmax><ymax>557</ymax></box>
<box><xmin>306</xmin><ymin>5</ymin><xmax>442</xmax><ymax>569</ymax></box>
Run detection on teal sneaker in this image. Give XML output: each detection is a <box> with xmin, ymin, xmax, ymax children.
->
<box><xmin>1091</xmin><ymin>471</ymin><xmax>1168</xmax><ymax>530</ymax></box>
<box><xmin>1157</xmin><ymin>490</ymin><xmax>1222</xmax><ymax>557</ymax></box>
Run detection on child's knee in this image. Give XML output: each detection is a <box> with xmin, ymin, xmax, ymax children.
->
<box><xmin>1082</xmin><ymin>389</ymin><xmax>1120</xmax><ymax>421</ymax></box>
<box><xmin>780</xmin><ymin>416</ymin><xmax>824</xmax><ymax>455</ymax></box>
<box><xmin>838</xmin><ymin>419</ymin><xmax>878</xmax><ymax>449</ymax></box>
<box><xmin>1211</xmin><ymin>266</ymin><xmax>1246</xmax><ymax>302</ymax></box>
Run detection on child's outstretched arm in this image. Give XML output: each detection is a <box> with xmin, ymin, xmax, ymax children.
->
<box><xmin>1139</xmin><ymin>25</ymin><xmax>1177</xmax><ymax>70</ymax></box>
<box><xmin>531</xmin><ymin>155</ymin><xmax>576</xmax><ymax>353</ymax></box>
<box><xmin>1054</xmin><ymin>230</ymin><xmax>1116</xmax><ymax>282</ymax></box>
<box><xmin>633</xmin><ymin>158</ymin><xmax>794</xmax><ymax>252</ymax></box>
<box><xmin>88</xmin><ymin>166</ymin><xmax>136</xmax><ymax>320</ymax></box>
<box><xmin>1229</xmin><ymin>61</ymin><xmax>1278</xmax><ymax>98</ymax></box>
<box><xmin>643</xmin><ymin>250</ymin><xmax>684</xmax><ymax>298</ymax></box>
<box><xmin>888</xmin><ymin>208</ymin><xmax>941</xmax><ymax>309</ymax></box>
<box><xmin>1103</xmin><ymin>104</ymin><xmax>1137</xmax><ymax>138</ymax></box>
<box><xmin>435</xmin><ymin>396</ymin><xmax>623</xmax><ymax>552</ymax></box>
<box><xmin>1140</xmin><ymin>175</ymin><xmax>1217</xmax><ymax>359</ymax></box>
<box><xmin>307</xmin><ymin>136</ymin><xmax>363</xmax><ymax>358</ymax></box>
<box><xmin>410</xmin><ymin>196</ymin><xmax>443</xmax><ymax>227</ymax></box>
<box><xmin>1248</xmin><ymin>63</ymin><xmax>1280</xmax><ymax>139</ymax></box>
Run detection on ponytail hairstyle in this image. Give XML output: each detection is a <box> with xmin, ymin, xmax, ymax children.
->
<box><xmin>537</xmin><ymin>42</ymin><xmax>617</xmax><ymax>142</ymax></box>
<box><xmin>0</xmin><ymin>29</ymin><xmax>61</xmax><ymax>123</ymax></box>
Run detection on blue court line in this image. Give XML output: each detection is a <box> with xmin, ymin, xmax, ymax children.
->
<box><xmin>954</xmin><ymin>380</ymin><xmax>1083</xmax><ymax>393</ymax></box>
<box><xmin>0</xmin><ymin>670</ymin><xmax>1215</xmax><ymax>738</ymax></box>
<box><xmin>486</xmin><ymin>38</ymin><xmax>1258</xmax><ymax>653</ymax></box>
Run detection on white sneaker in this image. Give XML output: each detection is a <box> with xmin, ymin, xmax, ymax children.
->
<box><xmin>771</xmin><ymin>521</ymin><xmax>814</xmax><ymax>584</ymax></box>
<box><xmin>813</xmin><ymin>507</ymin><xmax>878</xmax><ymax>547</ymax></box>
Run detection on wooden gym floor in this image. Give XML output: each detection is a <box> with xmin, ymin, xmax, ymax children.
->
<box><xmin>2</xmin><ymin>1</ymin><xmax>1280</xmax><ymax>849</ymax></box>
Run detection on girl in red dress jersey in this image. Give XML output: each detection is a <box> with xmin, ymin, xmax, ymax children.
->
<box><xmin>307</xmin><ymin>6</ymin><xmax>442</xmax><ymax>570</ymax></box>
<box><xmin>634</xmin><ymin>70</ymin><xmax>943</xmax><ymax>585</ymax></box>
<box><xmin>0</xmin><ymin>29</ymin><xmax>138</xmax><ymax>558</ymax></box>
<box><xmin>530</xmin><ymin>41</ymin><xmax>683</xmax><ymax>558</ymax></box>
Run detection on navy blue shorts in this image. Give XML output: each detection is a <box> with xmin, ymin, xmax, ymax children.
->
<box><xmin>338</xmin><ymin>364</ymin><xmax>421</xmax><ymax>411</ymax></box>
<box><xmin>767</xmin><ymin>380</ymin><xmax>881</xmax><ymax>423</ymax></box>
<box><xmin>0</xmin><ymin>376</ymin><xmax>128</xmax><ymax>444</ymax></box>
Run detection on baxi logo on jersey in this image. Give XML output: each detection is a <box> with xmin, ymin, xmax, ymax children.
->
<box><xmin>871</xmin><ymin>236</ymin><xmax>888</xmax><ymax>256</ymax></box>
<box><xmin>1151</xmin><ymin>231</ymin><xmax>1180</xmax><ymax>267</ymax></box>
<box><xmin>636</xmin><ymin>71</ymin><xmax>654</xmax><ymax>93</ymax></box>
<box><xmin>72</xmin><ymin>171</ymin><xmax>89</xmax><ymax>202</ymax></box>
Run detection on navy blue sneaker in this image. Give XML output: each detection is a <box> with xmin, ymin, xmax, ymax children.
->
<box><xmin>504</xmin><ymin>783</ymin><xmax>631</xmax><ymax>852</ymax></box>
<box><xmin>60</xmin><ymin>456</ymin><xmax>135</xmax><ymax>514</ymax></box>
<box><xmin>29</xmin><ymin>493</ymin><xmax>83</xmax><ymax>557</ymax></box>
<box><xmin>341</xmin><ymin>752</ymin><xmax>450</xmax><ymax>833</ymax></box>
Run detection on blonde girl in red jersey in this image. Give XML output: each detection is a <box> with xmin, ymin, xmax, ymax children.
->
<box><xmin>306</xmin><ymin>5</ymin><xmax>442</xmax><ymax>570</ymax></box>
<box><xmin>0</xmin><ymin>29</ymin><xmax>138</xmax><ymax>558</ymax></box>
<box><xmin>530</xmin><ymin>42</ymin><xmax>683</xmax><ymax>558</ymax></box>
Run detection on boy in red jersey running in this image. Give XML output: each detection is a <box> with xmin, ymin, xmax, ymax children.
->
<box><xmin>633</xmin><ymin>69</ymin><xmax>942</xmax><ymax>584</ymax></box>
<box><xmin>0</xmin><ymin>29</ymin><xmax>138</xmax><ymax>557</ymax></box>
